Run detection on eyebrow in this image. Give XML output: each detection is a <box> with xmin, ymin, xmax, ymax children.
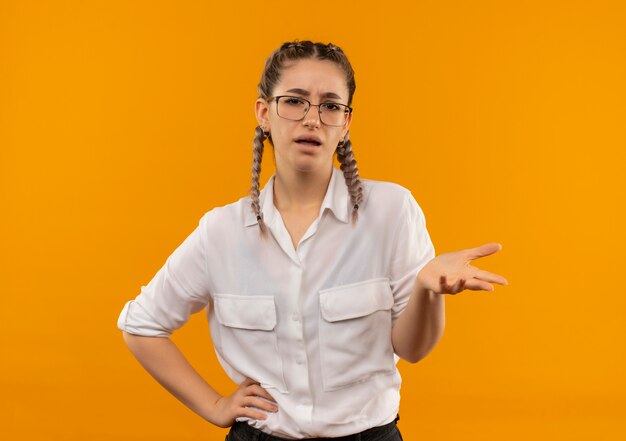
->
<box><xmin>285</xmin><ymin>88</ymin><xmax>343</xmax><ymax>100</ymax></box>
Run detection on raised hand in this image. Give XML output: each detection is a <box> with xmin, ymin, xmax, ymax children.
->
<box><xmin>211</xmin><ymin>377</ymin><xmax>278</xmax><ymax>428</ymax></box>
<box><xmin>416</xmin><ymin>242</ymin><xmax>508</xmax><ymax>295</ymax></box>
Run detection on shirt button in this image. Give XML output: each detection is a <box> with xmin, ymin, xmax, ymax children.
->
<box><xmin>292</xmin><ymin>313</ymin><xmax>300</xmax><ymax>322</ymax></box>
<box><xmin>296</xmin><ymin>358</ymin><xmax>304</xmax><ymax>365</ymax></box>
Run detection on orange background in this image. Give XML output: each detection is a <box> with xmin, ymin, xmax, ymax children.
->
<box><xmin>1</xmin><ymin>1</ymin><xmax>625</xmax><ymax>439</ymax></box>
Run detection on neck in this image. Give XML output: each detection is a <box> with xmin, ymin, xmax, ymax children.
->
<box><xmin>273</xmin><ymin>165</ymin><xmax>333</xmax><ymax>212</ymax></box>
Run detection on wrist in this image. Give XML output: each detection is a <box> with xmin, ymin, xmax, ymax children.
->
<box><xmin>414</xmin><ymin>272</ymin><xmax>429</xmax><ymax>293</ymax></box>
<box><xmin>203</xmin><ymin>394</ymin><xmax>225</xmax><ymax>424</ymax></box>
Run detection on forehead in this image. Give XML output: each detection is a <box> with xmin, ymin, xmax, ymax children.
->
<box><xmin>276</xmin><ymin>58</ymin><xmax>348</xmax><ymax>100</ymax></box>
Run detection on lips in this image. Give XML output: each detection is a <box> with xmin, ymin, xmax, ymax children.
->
<box><xmin>294</xmin><ymin>135</ymin><xmax>322</xmax><ymax>146</ymax></box>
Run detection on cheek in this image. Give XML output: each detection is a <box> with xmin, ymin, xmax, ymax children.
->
<box><xmin>271</xmin><ymin>127</ymin><xmax>290</xmax><ymax>143</ymax></box>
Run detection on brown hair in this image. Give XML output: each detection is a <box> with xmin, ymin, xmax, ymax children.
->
<box><xmin>250</xmin><ymin>40</ymin><xmax>363</xmax><ymax>238</ymax></box>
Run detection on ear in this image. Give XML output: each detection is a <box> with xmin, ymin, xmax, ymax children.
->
<box><xmin>341</xmin><ymin>110</ymin><xmax>353</xmax><ymax>138</ymax></box>
<box><xmin>255</xmin><ymin>98</ymin><xmax>271</xmax><ymax>130</ymax></box>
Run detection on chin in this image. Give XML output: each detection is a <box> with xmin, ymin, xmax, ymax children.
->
<box><xmin>297</xmin><ymin>157</ymin><xmax>334</xmax><ymax>172</ymax></box>
<box><xmin>281</xmin><ymin>152</ymin><xmax>333</xmax><ymax>174</ymax></box>
<box><xmin>290</xmin><ymin>157</ymin><xmax>321</xmax><ymax>172</ymax></box>
<box><xmin>293</xmin><ymin>165</ymin><xmax>318</xmax><ymax>173</ymax></box>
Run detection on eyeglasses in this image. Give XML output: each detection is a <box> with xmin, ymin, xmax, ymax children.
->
<box><xmin>267</xmin><ymin>95</ymin><xmax>353</xmax><ymax>127</ymax></box>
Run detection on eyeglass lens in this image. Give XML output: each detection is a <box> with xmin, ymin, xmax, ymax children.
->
<box><xmin>277</xmin><ymin>97</ymin><xmax>348</xmax><ymax>126</ymax></box>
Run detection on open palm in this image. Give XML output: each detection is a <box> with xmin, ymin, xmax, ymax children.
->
<box><xmin>417</xmin><ymin>242</ymin><xmax>509</xmax><ymax>295</ymax></box>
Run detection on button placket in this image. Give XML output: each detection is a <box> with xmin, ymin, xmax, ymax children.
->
<box><xmin>288</xmin><ymin>264</ymin><xmax>312</xmax><ymax>403</ymax></box>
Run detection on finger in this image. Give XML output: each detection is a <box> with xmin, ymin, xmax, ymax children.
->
<box><xmin>466</xmin><ymin>242</ymin><xmax>502</xmax><ymax>261</ymax></box>
<box><xmin>440</xmin><ymin>275</ymin><xmax>448</xmax><ymax>292</ymax></box>
<box><xmin>440</xmin><ymin>275</ymin><xmax>453</xmax><ymax>294</ymax></box>
<box><xmin>249</xmin><ymin>384</ymin><xmax>278</xmax><ymax>403</ymax></box>
<box><xmin>256</xmin><ymin>397</ymin><xmax>279</xmax><ymax>413</ymax></box>
<box><xmin>441</xmin><ymin>275</ymin><xmax>459</xmax><ymax>295</ymax></box>
<box><xmin>240</xmin><ymin>407</ymin><xmax>270</xmax><ymax>420</ymax></box>
<box><xmin>453</xmin><ymin>278</ymin><xmax>466</xmax><ymax>293</ymax></box>
<box><xmin>241</xmin><ymin>396</ymin><xmax>278</xmax><ymax>414</ymax></box>
<box><xmin>239</xmin><ymin>377</ymin><xmax>259</xmax><ymax>390</ymax></box>
<box><xmin>463</xmin><ymin>279</ymin><xmax>495</xmax><ymax>291</ymax></box>
<box><xmin>447</xmin><ymin>277</ymin><xmax>463</xmax><ymax>293</ymax></box>
<box><xmin>473</xmin><ymin>268</ymin><xmax>509</xmax><ymax>285</ymax></box>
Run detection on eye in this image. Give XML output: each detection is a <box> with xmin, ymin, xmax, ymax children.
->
<box><xmin>284</xmin><ymin>97</ymin><xmax>306</xmax><ymax>106</ymax></box>
<box><xmin>322</xmin><ymin>103</ymin><xmax>342</xmax><ymax>112</ymax></box>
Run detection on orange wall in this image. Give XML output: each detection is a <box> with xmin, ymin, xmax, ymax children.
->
<box><xmin>1</xmin><ymin>1</ymin><xmax>625</xmax><ymax>439</ymax></box>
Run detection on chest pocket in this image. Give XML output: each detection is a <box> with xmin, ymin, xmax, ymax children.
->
<box><xmin>213</xmin><ymin>294</ymin><xmax>288</xmax><ymax>393</ymax></box>
<box><xmin>318</xmin><ymin>277</ymin><xmax>396</xmax><ymax>391</ymax></box>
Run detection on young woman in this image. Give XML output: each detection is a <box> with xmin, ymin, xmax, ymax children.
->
<box><xmin>117</xmin><ymin>40</ymin><xmax>508</xmax><ymax>441</ymax></box>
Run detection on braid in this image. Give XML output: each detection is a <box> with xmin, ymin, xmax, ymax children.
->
<box><xmin>250</xmin><ymin>125</ymin><xmax>269</xmax><ymax>239</ymax></box>
<box><xmin>335</xmin><ymin>132</ymin><xmax>363</xmax><ymax>225</ymax></box>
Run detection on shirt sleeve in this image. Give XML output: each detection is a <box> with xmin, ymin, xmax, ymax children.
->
<box><xmin>117</xmin><ymin>214</ymin><xmax>211</xmax><ymax>337</ymax></box>
<box><xmin>389</xmin><ymin>190</ymin><xmax>436</xmax><ymax>327</ymax></box>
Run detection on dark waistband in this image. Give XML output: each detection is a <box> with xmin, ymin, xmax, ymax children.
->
<box><xmin>229</xmin><ymin>414</ymin><xmax>400</xmax><ymax>441</ymax></box>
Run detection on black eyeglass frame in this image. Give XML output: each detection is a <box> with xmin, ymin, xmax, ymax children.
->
<box><xmin>266</xmin><ymin>95</ymin><xmax>353</xmax><ymax>127</ymax></box>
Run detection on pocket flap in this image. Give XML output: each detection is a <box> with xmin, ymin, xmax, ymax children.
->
<box><xmin>319</xmin><ymin>277</ymin><xmax>393</xmax><ymax>322</ymax></box>
<box><xmin>214</xmin><ymin>294</ymin><xmax>276</xmax><ymax>331</ymax></box>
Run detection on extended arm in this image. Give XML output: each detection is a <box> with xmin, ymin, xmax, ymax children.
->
<box><xmin>391</xmin><ymin>278</ymin><xmax>445</xmax><ymax>363</ymax></box>
<box><xmin>392</xmin><ymin>242</ymin><xmax>508</xmax><ymax>363</ymax></box>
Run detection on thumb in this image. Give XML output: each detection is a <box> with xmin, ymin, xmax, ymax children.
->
<box><xmin>467</xmin><ymin>242</ymin><xmax>502</xmax><ymax>260</ymax></box>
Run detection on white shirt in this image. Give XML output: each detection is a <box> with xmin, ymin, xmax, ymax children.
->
<box><xmin>117</xmin><ymin>166</ymin><xmax>435</xmax><ymax>439</ymax></box>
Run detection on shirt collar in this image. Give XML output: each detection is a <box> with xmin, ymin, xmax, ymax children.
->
<box><xmin>244</xmin><ymin>166</ymin><xmax>350</xmax><ymax>227</ymax></box>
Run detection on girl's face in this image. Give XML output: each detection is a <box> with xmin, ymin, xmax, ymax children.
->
<box><xmin>255</xmin><ymin>58</ymin><xmax>353</xmax><ymax>175</ymax></box>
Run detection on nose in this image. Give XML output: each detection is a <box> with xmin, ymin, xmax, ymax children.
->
<box><xmin>303</xmin><ymin>105</ymin><xmax>321</xmax><ymax>128</ymax></box>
